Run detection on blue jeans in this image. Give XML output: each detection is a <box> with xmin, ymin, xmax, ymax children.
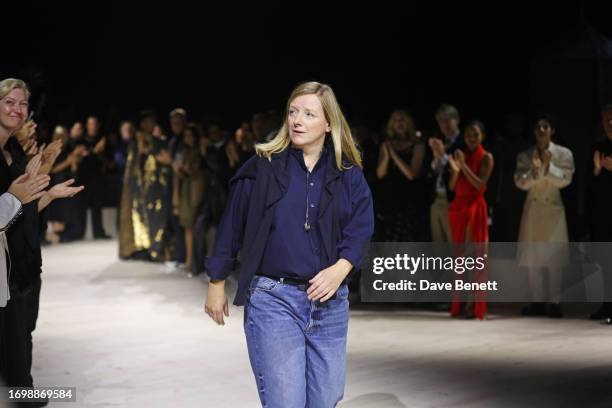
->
<box><xmin>244</xmin><ymin>275</ymin><xmax>349</xmax><ymax>408</ymax></box>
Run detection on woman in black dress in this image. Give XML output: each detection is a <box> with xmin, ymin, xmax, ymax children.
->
<box><xmin>375</xmin><ymin>109</ymin><xmax>427</xmax><ymax>241</ymax></box>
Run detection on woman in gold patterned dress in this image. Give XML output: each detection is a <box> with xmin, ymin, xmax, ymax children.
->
<box><xmin>119</xmin><ymin>111</ymin><xmax>172</xmax><ymax>261</ymax></box>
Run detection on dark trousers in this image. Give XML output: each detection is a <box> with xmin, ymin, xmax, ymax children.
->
<box><xmin>170</xmin><ymin>214</ymin><xmax>185</xmax><ymax>263</ymax></box>
<box><xmin>85</xmin><ymin>179</ymin><xmax>106</xmax><ymax>237</ymax></box>
<box><xmin>0</xmin><ymin>277</ymin><xmax>41</xmax><ymax>387</ymax></box>
<box><xmin>591</xmin><ymin>210</ymin><xmax>612</xmax><ymax>315</ymax></box>
<box><xmin>67</xmin><ymin>179</ymin><xmax>106</xmax><ymax>240</ymax></box>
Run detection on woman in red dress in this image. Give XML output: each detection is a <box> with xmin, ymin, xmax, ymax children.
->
<box><xmin>448</xmin><ymin>121</ymin><xmax>494</xmax><ymax>319</ymax></box>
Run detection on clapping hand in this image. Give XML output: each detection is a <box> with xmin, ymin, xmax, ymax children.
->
<box><xmin>594</xmin><ymin>151</ymin><xmax>602</xmax><ymax>174</ymax></box>
<box><xmin>93</xmin><ymin>137</ymin><xmax>106</xmax><ymax>155</ymax></box>
<box><xmin>39</xmin><ymin>139</ymin><xmax>63</xmax><ymax>175</ymax></box>
<box><xmin>8</xmin><ymin>153</ymin><xmax>50</xmax><ymax>205</ymax></box>
<box><xmin>602</xmin><ymin>154</ymin><xmax>612</xmax><ymax>172</ymax></box>
<box><xmin>48</xmin><ymin>179</ymin><xmax>85</xmax><ymax>199</ymax></box>
<box><xmin>448</xmin><ymin>154</ymin><xmax>460</xmax><ymax>173</ymax></box>
<box><xmin>541</xmin><ymin>149</ymin><xmax>552</xmax><ymax>172</ymax></box>
<box><xmin>429</xmin><ymin>138</ymin><xmax>445</xmax><ymax>162</ymax></box>
<box><xmin>453</xmin><ymin>149</ymin><xmax>465</xmax><ymax>167</ymax></box>
<box><xmin>531</xmin><ymin>149</ymin><xmax>542</xmax><ymax>175</ymax></box>
<box><xmin>15</xmin><ymin>120</ymin><xmax>37</xmax><ymax>145</ymax></box>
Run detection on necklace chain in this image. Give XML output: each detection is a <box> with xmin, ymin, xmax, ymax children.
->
<box><xmin>303</xmin><ymin>147</ymin><xmax>323</xmax><ymax>232</ymax></box>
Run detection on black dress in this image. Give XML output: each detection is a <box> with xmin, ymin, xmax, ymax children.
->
<box><xmin>47</xmin><ymin>147</ymin><xmax>75</xmax><ymax>223</ymax></box>
<box><xmin>375</xmin><ymin>141</ymin><xmax>428</xmax><ymax>242</ymax></box>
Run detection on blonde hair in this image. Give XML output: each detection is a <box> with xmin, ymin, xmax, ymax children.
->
<box><xmin>52</xmin><ymin>125</ymin><xmax>69</xmax><ymax>143</ymax></box>
<box><xmin>385</xmin><ymin>109</ymin><xmax>417</xmax><ymax>141</ymax></box>
<box><xmin>255</xmin><ymin>81</ymin><xmax>362</xmax><ymax>170</ymax></box>
<box><xmin>0</xmin><ymin>78</ymin><xmax>31</xmax><ymax>100</ymax></box>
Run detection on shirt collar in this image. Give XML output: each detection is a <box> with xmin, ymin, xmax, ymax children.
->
<box><xmin>290</xmin><ymin>140</ymin><xmax>329</xmax><ymax>173</ymax></box>
<box><xmin>446</xmin><ymin>129</ymin><xmax>460</xmax><ymax>144</ymax></box>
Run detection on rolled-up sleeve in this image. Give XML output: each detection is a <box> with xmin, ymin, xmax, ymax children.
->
<box><xmin>205</xmin><ymin>178</ymin><xmax>253</xmax><ymax>280</ymax></box>
<box><xmin>338</xmin><ymin>168</ymin><xmax>375</xmax><ymax>269</ymax></box>
<box><xmin>0</xmin><ymin>192</ymin><xmax>22</xmax><ymax>232</ymax></box>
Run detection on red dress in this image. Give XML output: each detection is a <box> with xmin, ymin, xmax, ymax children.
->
<box><xmin>448</xmin><ymin>144</ymin><xmax>489</xmax><ymax>319</ymax></box>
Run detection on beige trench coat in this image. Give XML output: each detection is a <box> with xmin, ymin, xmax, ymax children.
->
<box><xmin>514</xmin><ymin>142</ymin><xmax>574</xmax><ymax>267</ymax></box>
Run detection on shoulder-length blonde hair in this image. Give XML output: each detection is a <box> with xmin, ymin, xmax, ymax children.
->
<box><xmin>255</xmin><ymin>81</ymin><xmax>362</xmax><ymax>170</ymax></box>
<box><xmin>385</xmin><ymin>109</ymin><xmax>417</xmax><ymax>142</ymax></box>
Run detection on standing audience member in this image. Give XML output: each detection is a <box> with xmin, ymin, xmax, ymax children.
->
<box><xmin>375</xmin><ymin>109</ymin><xmax>426</xmax><ymax>241</ymax></box>
<box><xmin>448</xmin><ymin>121</ymin><xmax>494</xmax><ymax>320</ymax></box>
<box><xmin>166</xmin><ymin>108</ymin><xmax>188</xmax><ymax>269</ymax></box>
<box><xmin>173</xmin><ymin>124</ymin><xmax>205</xmax><ymax>275</ymax></box>
<box><xmin>46</xmin><ymin>126</ymin><xmax>77</xmax><ymax>243</ymax></box>
<box><xmin>588</xmin><ymin>105</ymin><xmax>612</xmax><ymax>323</ymax></box>
<box><xmin>75</xmin><ymin>114</ymin><xmax>110</xmax><ymax>239</ymax></box>
<box><xmin>0</xmin><ymin>78</ymin><xmax>83</xmax><ymax>393</ymax></box>
<box><xmin>515</xmin><ymin>115</ymin><xmax>574</xmax><ymax>318</ymax></box>
<box><xmin>119</xmin><ymin>110</ymin><xmax>171</xmax><ymax>261</ymax></box>
<box><xmin>428</xmin><ymin>104</ymin><xmax>465</xmax><ymax>243</ymax></box>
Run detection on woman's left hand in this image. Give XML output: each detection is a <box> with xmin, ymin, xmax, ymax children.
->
<box><xmin>385</xmin><ymin>141</ymin><xmax>397</xmax><ymax>158</ymax></box>
<box><xmin>48</xmin><ymin>178</ymin><xmax>85</xmax><ymax>199</ymax></box>
<box><xmin>454</xmin><ymin>150</ymin><xmax>465</xmax><ymax>167</ymax></box>
<box><xmin>307</xmin><ymin>259</ymin><xmax>352</xmax><ymax>302</ymax></box>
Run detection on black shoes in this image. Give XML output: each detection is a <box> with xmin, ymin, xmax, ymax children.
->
<box><xmin>522</xmin><ymin>303</ymin><xmax>563</xmax><ymax>318</ymax></box>
<box><xmin>547</xmin><ymin>304</ymin><xmax>563</xmax><ymax>318</ymax></box>
<box><xmin>521</xmin><ymin>303</ymin><xmax>547</xmax><ymax>316</ymax></box>
<box><xmin>589</xmin><ymin>306</ymin><xmax>612</xmax><ymax>321</ymax></box>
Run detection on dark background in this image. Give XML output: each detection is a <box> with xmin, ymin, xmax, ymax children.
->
<box><xmin>2</xmin><ymin>2</ymin><xmax>612</xmax><ymax>132</ymax></box>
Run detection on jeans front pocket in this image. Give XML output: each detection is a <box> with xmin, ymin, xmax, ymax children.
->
<box><xmin>249</xmin><ymin>276</ymin><xmax>279</xmax><ymax>294</ymax></box>
<box><xmin>335</xmin><ymin>283</ymin><xmax>349</xmax><ymax>301</ymax></box>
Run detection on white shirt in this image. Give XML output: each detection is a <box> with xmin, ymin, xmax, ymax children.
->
<box><xmin>0</xmin><ymin>192</ymin><xmax>22</xmax><ymax>307</ymax></box>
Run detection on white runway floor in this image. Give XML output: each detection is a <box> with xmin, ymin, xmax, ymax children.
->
<box><xmin>28</xmin><ymin>240</ymin><xmax>612</xmax><ymax>407</ymax></box>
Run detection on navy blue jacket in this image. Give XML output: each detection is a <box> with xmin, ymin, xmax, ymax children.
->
<box><xmin>205</xmin><ymin>143</ymin><xmax>375</xmax><ymax>305</ymax></box>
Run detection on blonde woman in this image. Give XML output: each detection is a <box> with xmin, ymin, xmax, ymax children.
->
<box><xmin>0</xmin><ymin>78</ymin><xmax>83</xmax><ymax>388</ymax></box>
<box><xmin>205</xmin><ymin>82</ymin><xmax>374</xmax><ymax>407</ymax></box>
<box><xmin>376</xmin><ymin>109</ymin><xmax>426</xmax><ymax>241</ymax></box>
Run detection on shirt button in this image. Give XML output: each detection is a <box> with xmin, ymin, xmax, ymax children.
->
<box><xmin>310</xmin><ymin>182</ymin><xmax>314</xmax><ymax>186</ymax></box>
<box><xmin>310</xmin><ymin>203</ymin><xmax>315</xmax><ymax>208</ymax></box>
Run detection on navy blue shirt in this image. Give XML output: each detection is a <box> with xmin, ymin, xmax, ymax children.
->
<box><xmin>259</xmin><ymin>147</ymin><xmax>326</xmax><ymax>279</ymax></box>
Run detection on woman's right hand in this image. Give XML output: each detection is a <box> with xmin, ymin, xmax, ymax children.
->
<box><xmin>25</xmin><ymin>150</ymin><xmax>44</xmax><ymax>177</ymax></box>
<box><xmin>8</xmin><ymin>173</ymin><xmax>50</xmax><ymax>204</ymax></box>
<box><xmin>594</xmin><ymin>150</ymin><xmax>602</xmax><ymax>175</ymax></box>
<box><xmin>205</xmin><ymin>280</ymin><xmax>229</xmax><ymax>325</ymax></box>
<box><xmin>531</xmin><ymin>150</ymin><xmax>542</xmax><ymax>175</ymax></box>
<box><xmin>448</xmin><ymin>155</ymin><xmax>460</xmax><ymax>173</ymax></box>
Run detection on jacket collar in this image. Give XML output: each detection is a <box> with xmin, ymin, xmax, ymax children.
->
<box><xmin>266</xmin><ymin>136</ymin><xmax>342</xmax><ymax>210</ymax></box>
<box><xmin>265</xmin><ymin>146</ymin><xmax>290</xmax><ymax>208</ymax></box>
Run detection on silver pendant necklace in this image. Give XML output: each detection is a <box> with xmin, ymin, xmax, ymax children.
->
<box><xmin>304</xmin><ymin>171</ymin><xmax>311</xmax><ymax>231</ymax></box>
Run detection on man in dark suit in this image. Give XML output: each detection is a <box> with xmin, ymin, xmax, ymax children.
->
<box><xmin>427</xmin><ymin>104</ymin><xmax>465</xmax><ymax>242</ymax></box>
<box><xmin>589</xmin><ymin>105</ymin><xmax>612</xmax><ymax>323</ymax></box>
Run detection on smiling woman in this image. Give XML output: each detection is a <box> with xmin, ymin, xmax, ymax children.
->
<box><xmin>204</xmin><ymin>81</ymin><xmax>375</xmax><ymax>407</ymax></box>
<box><xmin>0</xmin><ymin>78</ymin><xmax>84</xmax><ymax>398</ymax></box>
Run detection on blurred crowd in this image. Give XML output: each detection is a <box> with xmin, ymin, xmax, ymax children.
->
<box><xmin>15</xmin><ymin>100</ymin><xmax>612</xmax><ymax>321</ymax></box>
